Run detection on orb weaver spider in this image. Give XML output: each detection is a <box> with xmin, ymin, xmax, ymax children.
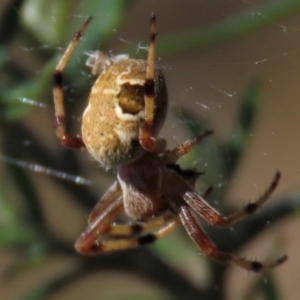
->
<box><xmin>53</xmin><ymin>14</ymin><xmax>287</xmax><ymax>272</ymax></box>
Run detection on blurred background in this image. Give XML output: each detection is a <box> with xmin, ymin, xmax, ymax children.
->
<box><xmin>1</xmin><ymin>0</ymin><xmax>300</xmax><ymax>299</ymax></box>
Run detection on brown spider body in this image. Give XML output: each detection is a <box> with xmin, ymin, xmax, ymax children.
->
<box><xmin>117</xmin><ymin>151</ymin><xmax>186</xmax><ymax>219</ymax></box>
<box><xmin>82</xmin><ymin>59</ymin><xmax>167</xmax><ymax>168</ymax></box>
<box><xmin>53</xmin><ymin>14</ymin><xmax>287</xmax><ymax>272</ymax></box>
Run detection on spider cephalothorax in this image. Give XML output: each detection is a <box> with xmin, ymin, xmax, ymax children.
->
<box><xmin>53</xmin><ymin>14</ymin><xmax>287</xmax><ymax>272</ymax></box>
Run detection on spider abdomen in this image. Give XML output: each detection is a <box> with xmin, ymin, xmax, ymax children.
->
<box><xmin>81</xmin><ymin>59</ymin><xmax>168</xmax><ymax>169</ymax></box>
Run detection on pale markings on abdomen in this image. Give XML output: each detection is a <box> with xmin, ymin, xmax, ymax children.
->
<box><xmin>115</xmin><ymin>101</ymin><xmax>145</xmax><ymax>121</ymax></box>
<box><xmin>116</xmin><ymin>67</ymin><xmax>145</xmax><ymax>86</ymax></box>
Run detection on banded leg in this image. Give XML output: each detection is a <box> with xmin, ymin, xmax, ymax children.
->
<box><xmin>76</xmin><ymin>208</ymin><xmax>179</xmax><ymax>255</ymax></box>
<box><xmin>106</xmin><ymin>186</ymin><xmax>211</xmax><ymax>236</ymax></box>
<box><xmin>100</xmin><ymin>186</ymin><xmax>211</xmax><ymax>237</ymax></box>
<box><xmin>162</xmin><ymin>130</ymin><xmax>214</xmax><ymax>165</ymax></box>
<box><xmin>53</xmin><ymin>17</ymin><xmax>92</xmax><ymax>148</ymax></box>
<box><xmin>178</xmin><ymin>205</ymin><xmax>287</xmax><ymax>272</ymax></box>
<box><xmin>96</xmin><ymin>218</ymin><xmax>179</xmax><ymax>253</ymax></box>
<box><xmin>77</xmin><ymin>182</ymin><xmax>210</xmax><ymax>255</ymax></box>
<box><xmin>139</xmin><ymin>13</ymin><xmax>160</xmax><ymax>152</ymax></box>
<box><xmin>183</xmin><ymin>171</ymin><xmax>281</xmax><ymax>227</ymax></box>
<box><xmin>106</xmin><ymin>187</ymin><xmax>213</xmax><ymax>235</ymax></box>
<box><xmin>107</xmin><ymin>213</ymin><xmax>177</xmax><ymax>235</ymax></box>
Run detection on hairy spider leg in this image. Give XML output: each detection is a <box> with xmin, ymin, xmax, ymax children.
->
<box><xmin>162</xmin><ymin>130</ymin><xmax>214</xmax><ymax>165</ymax></box>
<box><xmin>86</xmin><ymin>180</ymin><xmax>176</xmax><ymax>234</ymax></box>
<box><xmin>178</xmin><ymin>205</ymin><xmax>287</xmax><ymax>272</ymax></box>
<box><xmin>76</xmin><ymin>156</ymin><xmax>209</xmax><ymax>255</ymax></box>
<box><xmin>75</xmin><ymin>197</ymin><xmax>124</xmax><ymax>254</ymax></box>
<box><xmin>53</xmin><ymin>16</ymin><xmax>92</xmax><ymax>148</ymax></box>
<box><xmin>139</xmin><ymin>13</ymin><xmax>161</xmax><ymax>152</ymax></box>
<box><xmin>98</xmin><ymin>218</ymin><xmax>179</xmax><ymax>253</ymax></box>
<box><xmin>75</xmin><ymin>175</ymin><xmax>180</xmax><ymax>254</ymax></box>
<box><xmin>75</xmin><ymin>194</ymin><xmax>179</xmax><ymax>255</ymax></box>
<box><xmin>88</xmin><ymin>181</ymin><xmax>122</xmax><ymax>225</ymax></box>
<box><xmin>76</xmin><ymin>175</ymin><xmax>213</xmax><ymax>255</ymax></box>
<box><xmin>90</xmin><ymin>219</ymin><xmax>179</xmax><ymax>254</ymax></box>
<box><xmin>183</xmin><ymin>171</ymin><xmax>281</xmax><ymax>227</ymax></box>
<box><xmin>107</xmin><ymin>214</ymin><xmax>177</xmax><ymax>235</ymax></box>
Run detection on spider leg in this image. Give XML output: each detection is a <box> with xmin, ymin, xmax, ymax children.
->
<box><xmin>162</xmin><ymin>130</ymin><xmax>213</xmax><ymax>164</ymax></box>
<box><xmin>85</xmin><ymin>183</ymin><xmax>212</xmax><ymax>251</ymax></box>
<box><xmin>76</xmin><ymin>181</ymin><xmax>122</xmax><ymax>254</ymax></box>
<box><xmin>75</xmin><ymin>196</ymin><xmax>124</xmax><ymax>254</ymax></box>
<box><xmin>88</xmin><ymin>181</ymin><xmax>122</xmax><ymax>225</ymax></box>
<box><xmin>178</xmin><ymin>204</ymin><xmax>287</xmax><ymax>272</ymax></box>
<box><xmin>107</xmin><ymin>213</ymin><xmax>176</xmax><ymax>235</ymax></box>
<box><xmin>103</xmin><ymin>179</ymin><xmax>211</xmax><ymax>237</ymax></box>
<box><xmin>183</xmin><ymin>171</ymin><xmax>281</xmax><ymax>227</ymax></box>
<box><xmin>139</xmin><ymin>13</ymin><xmax>162</xmax><ymax>152</ymax></box>
<box><xmin>88</xmin><ymin>218</ymin><xmax>179</xmax><ymax>254</ymax></box>
<box><xmin>76</xmin><ymin>206</ymin><xmax>179</xmax><ymax>255</ymax></box>
<box><xmin>53</xmin><ymin>17</ymin><xmax>92</xmax><ymax>149</ymax></box>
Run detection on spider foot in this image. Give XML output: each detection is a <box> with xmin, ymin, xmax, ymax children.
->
<box><xmin>232</xmin><ymin>253</ymin><xmax>288</xmax><ymax>272</ymax></box>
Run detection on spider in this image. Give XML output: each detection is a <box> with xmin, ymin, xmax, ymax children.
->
<box><xmin>53</xmin><ymin>14</ymin><xmax>287</xmax><ymax>272</ymax></box>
